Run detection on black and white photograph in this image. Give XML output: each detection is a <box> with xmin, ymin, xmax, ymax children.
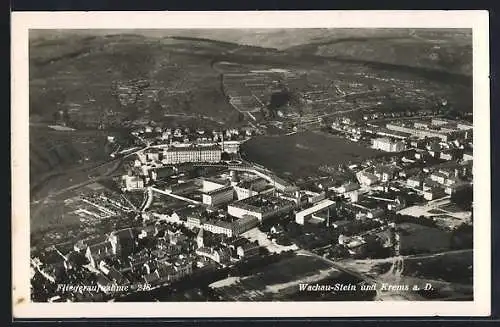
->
<box><xmin>12</xmin><ymin>11</ymin><xmax>490</xmax><ymax>317</ymax></box>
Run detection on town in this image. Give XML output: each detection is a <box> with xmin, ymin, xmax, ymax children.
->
<box><xmin>31</xmin><ymin>107</ymin><xmax>473</xmax><ymax>302</ymax></box>
<box><xmin>28</xmin><ymin>29</ymin><xmax>474</xmax><ymax>302</ymax></box>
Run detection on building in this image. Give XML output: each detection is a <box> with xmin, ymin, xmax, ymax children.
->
<box><xmin>445</xmin><ymin>181</ymin><xmax>471</xmax><ymax>195</ymax></box>
<box><xmin>372</xmin><ymin>137</ymin><xmax>406</xmax><ymax>152</ymax></box>
<box><xmin>386</xmin><ymin>123</ymin><xmax>450</xmax><ymax>141</ymax></box>
<box><xmin>463</xmin><ymin>151</ymin><xmax>473</xmax><ymax>162</ymax></box>
<box><xmin>227</xmin><ymin>195</ymin><xmax>295</xmax><ymax>222</ymax></box>
<box><xmin>202</xmin><ymin>185</ymin><xmax>234</xmax><ymax>207</ymax></box>
<box><xmin>122</xmin><ymin>174</ymin><xmax>145</xmax><ymax>191</ymax></box>
<box><xmin>236</xmin><ymin>242</ymin><xmax>260</xmax><ymax>259</ymax></box>
<box><xmin>232</xmin><ymin>215</ymin><xmax>259</xmax><ymax>235</ymax></box>
<box><xmin>234</xmin><ymin>177</ymin><xmax>270</xmax><ymax>200</ymax></box>
<box><xmin>356</xmin><ymin>171</ymin><xmax>379</xmax><ymax>186</ymax></box>
<box><xmin>203</xmin><ymin>220</ymin><xmax>234</xmax><ymax>237</ymax></box>
<box><xmin>159</xmin><ymin>145</ymin><xmax>222</xmax><ymax>164</ymax></box>
<box><xmin>407</xmin><ymin>175</ymin><xmax>423</xmax><ymax>188</ymax></box>
<box><xmin>202</xmin><ymin>178</ymin><xmax>227</xmax><ymax>193</ymax></box>
<box><xmin>423</xmin><ymin>187</ymin><xmax>446</xmax><ymax>201</ymax></box>
<box><xmin>430</xmin><ymin>172</ymin><xmax>448</xmax><ymax>185</ymax></box>
<box><xmin>374</xmin><ymin>166</ymin><xmax>398</xmax><ymax>182</ymax></box>
<box><xmin>196</xmin><ymin>247</ymin><xmax>231</xmax><ymax>265</ymax></box>
<box><xmin>366</xmin><ymin>207</ymin><xmax>385</xmax><ymax>219</ymax></box>
<box><xmin>85</xmin><ymin>240</ymin><xmax>117</xmax><ymax>268</ymax></box>
<box><xmin>337</xmin><ymin>182</ymin><xmax>360</xmax><ymax>194</ymax></box>
<box><xmin>186</xmin><ymin>214</ymin><xmax>207</xmax><ymax>229</ymax></box>
<box><xmin>295</xmin><ymin>199</ymin><xmax>336</xmax><ymax>225</ymax></box>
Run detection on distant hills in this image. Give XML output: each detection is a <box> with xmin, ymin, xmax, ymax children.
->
<box><xmin>31</xmin><ymin>28</ymin><xmax>472</xmax><ymax>76</ymax></box>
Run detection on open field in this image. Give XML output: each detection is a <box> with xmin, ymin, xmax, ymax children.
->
<box><xmin>210</xmin><ymin>254</ymin><xmax>365</xmax><ymax>301</ymax></box>
<box><xmin>241</xmin><ymin>130</ymin><xmax>381</xmax><ymax>178</ymax></box>
<box><xmin>340</xmin><ymin>249</ymin><xmax>473</xmax><ymax>299</ymax></box>
<box><xmin>397</xmin><ymin>223</ymin><xmax>452</xmax><ymax>254</ymax></box>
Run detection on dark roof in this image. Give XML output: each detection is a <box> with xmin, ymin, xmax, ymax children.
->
<box><xmin>205</xmin><ymin>185</ymin><xmax>233</xmax><ymax>196</ymax></box>
<box><xmin>107</xmin><ymin>267</ymin><xmax>125</xmax><ymax>283</ymax></box>
<box><xmin>96</xmin><ymin>274</ymin><xmax>113</xmax><ymax>287</ymax></box>
<box><xmin>144</xmin><ymin>271</ymin><xmax>160</xmax><ymax>284</ymax></box>
<box><xmin>239</xmin><ymin>242</ymin><xmax>260</xmax><ymax>251</ymax></box>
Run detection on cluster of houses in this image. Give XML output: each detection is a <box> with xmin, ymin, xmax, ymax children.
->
<box><xmin>130</xmin><ymin>125</ymin><xmax>253</xmax><ymax>146</ymax></box>
<box><xmin>31</xmin><ymin>216</ymin><xmax>263</xmax><ymax>302</ymax></box>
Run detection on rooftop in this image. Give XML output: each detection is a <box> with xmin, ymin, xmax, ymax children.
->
<box><xmin>205</xmin><ymin>185</ymin><xmax>234</xmax><ymax>196</ymax></box>
<box><xmin>230</xmin><ymin>194</ymin><xmax>295</xmax><ymax>213</ymax></box>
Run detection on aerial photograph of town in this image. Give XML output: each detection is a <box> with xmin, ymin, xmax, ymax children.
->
<box><xmin>29</xmin><ymin>28</ymin><xmax>474</xmax><ymax>303</ymax></box>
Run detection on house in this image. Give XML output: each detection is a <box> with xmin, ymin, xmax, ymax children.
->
<box><xmin>430</xmin><ymin>172</ymin><xmax>448</xmax><ymax>185</ymax></box>
<box><xmin>374</xmin><ymin>165</ymin><xmax>398</xmax><ymax>182</ymax></box>
<box><xmin>337</xmin><ymin>182</ymin><xmax>360</xmax><ymax>194</ymax></box>
<box><xmin>463</xmin><ymin>151</ymin><xmax>473</xmax><ymax>162</ymax></box>
<box><xmin>128</xmin><ymin>250</ymin><xmax>150</xmax><ymax>272</ymax></box>
<box><xmin>440</xmin><ymin>149</ymin><xmax>462</xmax><ymax>161</ymax></box>
<box><xmin>85</xmin><ymin>240</ymin><xmax>116</xmax><ymax>268</ymax></box>
<box><xmin>423</xmin><ymin>187</ymin><xmax>446</xmax><ymax>201</ymax></box>
<box><xmin>399</xmin><ymin>167</ymin><xmax>421</xmax><ymax>179</ymax></box>
<box><xmin>445</xmin><ymin>181</ymin><xmax>471</xmax><ymax>195</ymax></box>
<box><xmin>356</xmin><ymin>171</ymin><xmax>379</xmax><ymax>186</ymax></box>
<box><xmin>203</xmin><ymin>220</ymin><xmax>234</xmax><ymax>238</ymax></box>
<box><xmin>236</xmin><ymin>242</ymin><xmax>260</xmax><ymax>259</ymax></box>
<box><xmin>366</xmin><ymin>207</ymin><xmax>385</xmax><ymax>219</ymax></box>
<box><xmin>196</xmin><ymin>247</ymin><xmax>231</xmax><ymax>265</ymax></box>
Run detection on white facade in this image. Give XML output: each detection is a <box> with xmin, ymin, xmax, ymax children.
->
<box><xmin>407</xmin><ymin>177</ymin><xmax>422</xmax><ymax>188</ymax></box>
<box><xmin>234</xmin><ymin>186</ymin><xmax>259</xmax><ymax>200</ymax></box>
<box><xmin>295</xmin><ymin>199</ymin><xmax>335</xmax><ymax>225</ymax></box>
<box><xmin>122</xmin><ymin>175</ymin><xmax>144</xmax><ymax>191</ymax></box>
<box><xmin>372</xmin><ymin>138</ymin><xmax>406</xmax><ymax>152</ymax></box>
<box><xmin>203</xmin><ymin>222</ymin><xmax>233</xmax><ymax>237</ymax></box>
<box><xmin>356</xmin><ymin>171</ymin><xmax>379</xmax><ymax>186</ymax></box>
<box><xmin>158</xmin><ymin>145</ymin><xmax>222</xmax><ymax>164</ymax></box>
<box><xmin>202</xmin><ymin>186</ymin><xmax>234</xmax><ymax>207</ymax></box>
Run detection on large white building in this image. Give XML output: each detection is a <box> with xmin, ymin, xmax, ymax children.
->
<box><xmin>202</xmin><ymin>185</ymin><xmax>234</xmax><ymax>207</ymax></box>
<box><xmin>154</xmin><ymin>145</ymin><xmax>222</xmax><ymax>164</ymax></box>
<box><xmin>295</xmin><ymin>199</ymin><xmax>336</xmax><ymax>225</ymax></box>
<box><xmin>372</xmin><ymin>137</ymin><xmax>406</xmax><ymax>152</ymax></box>
<box><xmin>203</xmin><ymin>220</ymin><xmax>234</xmax><ymax>237</ymax></box>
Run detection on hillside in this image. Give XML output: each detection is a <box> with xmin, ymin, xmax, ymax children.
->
<box><xmin>285</xmin><ymin>29</ymin><xmax>472</xmax><ymax>76</ymax></box>
<box><xmin>29</xmin><ymin>33</ymin><xmax>247</xmax><ymax>127</ymax></box>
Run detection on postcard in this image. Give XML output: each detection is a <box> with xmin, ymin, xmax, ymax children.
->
<box><xmin>11</xmin><ymin>10</ymin><xmax>490</xmax><ymax>318</ymax></box>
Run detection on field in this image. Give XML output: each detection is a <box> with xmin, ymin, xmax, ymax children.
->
<box><xmin>241</xmin><ymin>130</ymin><xmax>382</xmax><ymax>179</ymax></box>
<box><xmin>397</xmin><ymin>222</ymin><xmax>452</xmax><ymax>254</ymax></box>
<box><xmin>210</xmin><ymin>254</ymin><xmax>353</xmax><ymax>301</ymax></box>
<box><xmin>402</xmin><ymin>250</ymin><xmax>473</xmax><ymax>285</ymax></box>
